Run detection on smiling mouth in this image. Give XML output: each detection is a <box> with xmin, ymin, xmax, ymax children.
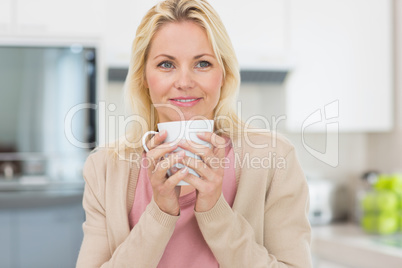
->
<box><xmin>171</xmin><ymin>98</ymin><xmax>200</xmax><ymax>103</ymax></box>
<box><xmin>169</xmin><ymin>97</ymin><xmax>202</xmax><ymax>107</ymax></box>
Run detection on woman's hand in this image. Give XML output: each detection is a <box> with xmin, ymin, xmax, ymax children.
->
<box><xmin>144</xmin><ymin>130</ymin><xmax>189</xmax><ymax>216</ymax></box>
<box><xmin>178</xmin><ymin>132</ymin><xmax>227</xmax><ymax>212</ymax></box>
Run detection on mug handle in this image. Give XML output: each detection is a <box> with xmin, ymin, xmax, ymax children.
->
<box><xmin>142</xmin><ymin>131</ymin><xmax>159</xmax><ymax>152</ymax></box>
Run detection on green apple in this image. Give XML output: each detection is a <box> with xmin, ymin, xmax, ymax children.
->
<box><xmin>374</xmin><ymin>174</ymin><xmax>391</xmax><ymax>191</ymax></box>
<box><xmin>399</xmin><ymin>212</ymin><xmax>402</xmax><ymax>231</ymax></box>
<box><xmin>361</xmin><ymin>214</ymin><xmax>376</xmax><ymax>233</ymax></box>
<box><xmin>376</xmin><ymin>191</ymin><xmax>398</xmax><ymax>211</ymax></box>
<box><xmin>389</xmin><ymin>173</ymin><xmax>402</xmax><ymax>194</ymax></box>
<box><xmin>377</xmin><ymin>212</ymin><xmax>398</xmax><ymax>235</ymax></box>
<box><xmin>398</xmin><ymin>193</ymin><xmax>402</xmax><ymax>210</ymax></box>
<box><xmin>361</xmin><ymin>192</ymin><xmax>376</xmax><ymax>212</ymax></box>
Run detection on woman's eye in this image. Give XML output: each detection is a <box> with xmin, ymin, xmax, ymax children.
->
<box><xmin>196</xmin><ymin>61</ymin><xmax>211</xmax><ymax>68</ymax></box>
<box><xmin>158</xmin><ymin>61</ymin><xmax>174</xmax><ymax>69</ymax></box>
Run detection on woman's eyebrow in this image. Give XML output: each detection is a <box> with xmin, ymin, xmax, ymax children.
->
<box><xmin>153</xmin><ymin>53</ymin><xmax>215</xmax><ymax>60</ymax></box>
<box><xmin>194</xmin><ymin>53</ymin><xmax>215</xmax><ymax>59</ymax></box>
<box><xmin>154</xmin><ymin>54</ymin><xmax>175</xmax><ymax>60</ymax></box>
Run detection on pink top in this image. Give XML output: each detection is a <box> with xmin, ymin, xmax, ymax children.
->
<box><xmin>129</xmin><ymin>138</ymin><xmax>237</xmax><ymax>267</ymax></box>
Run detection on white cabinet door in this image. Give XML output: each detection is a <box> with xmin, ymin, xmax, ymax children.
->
<box><xmin>15</xmin><ymin>0</ymin><xmax>105</xmax><ymax>36</ymax></box>
<box><xmin>104</xmin><ymin>0</ymin><xmax>288</xmax><ymax>69</ymax></box>
<box><xmin>212</xmin><ymin>0</ymin><xmax>289</xmax><ymax>69</ymax></box>
<box><xmin>0</xmin><ymin>0</ymin><xmax>12</xmax><ymax>34</ymax></box>
<box><xmin>103</xmin><ymin>0</ymin><xmax>159</xmax><ymax>67</ymax></box>
<box><xmin>286</xmin><ymin>0</ymin><xmax>393</xmax><ymax>132</ymax></box>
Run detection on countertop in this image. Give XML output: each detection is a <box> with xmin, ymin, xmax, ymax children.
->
<box><xmin>312</xmin><ymin>223</ymin><xmax>402</xmax><ymax>268</ymax></box>
<box><xmin>0</xmin><ymin>176</ymin><xmax>84</xmax><ymax>209</ymax></box>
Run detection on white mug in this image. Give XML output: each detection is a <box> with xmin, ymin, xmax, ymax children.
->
<box><xmin>142</xmin><ymin>120</ymin><xmax>214</xmax><ymax>186</ymax></box>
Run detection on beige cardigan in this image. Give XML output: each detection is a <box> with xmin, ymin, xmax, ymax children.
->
<box><xmin>76</xmin><ymin>132</ymin><xmax>312</xmax><ymax>268</ymax></box>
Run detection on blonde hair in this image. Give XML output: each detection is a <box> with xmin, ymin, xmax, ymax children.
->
<box><xmin>112</xmin><ymin>0</ymin><xmax>246</xmax><ymax>158</ymax></box>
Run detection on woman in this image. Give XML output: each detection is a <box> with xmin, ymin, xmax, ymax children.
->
<box><xmin>76</xmin><ymin>0</ymin><xmax>312</xmax><ymax>267</ymax></box>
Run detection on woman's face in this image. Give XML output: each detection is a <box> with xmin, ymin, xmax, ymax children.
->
<box><xmin>145</xmin><ymin>21</ymin><xmax>224</xmax><ymax>123</ymax></box>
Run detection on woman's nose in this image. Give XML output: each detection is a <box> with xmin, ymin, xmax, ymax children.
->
<box><xmin>174</xmin><ymin>68</ymin><xmax>195</xmax><ymax>90</ymax></box>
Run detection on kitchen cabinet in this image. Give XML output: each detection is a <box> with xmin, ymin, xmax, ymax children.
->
<box><xmin>0</xmin><ymin>212</ymin><xmax>12</xmax><ymax>268</ymax></box>
<box><xmin>212</xmin><ymin>0</ymin><xmax>289</xmax><ymax>70</ymax></box>
<box><xmin>16</xmin><ymin>204</ymin><xmax>84</xmax><ymax>268</ymax></box>
<box><xmin>286</xmin><ymin>0</ymin><xmax>393</xmax><ymax>132</ymax></box>
<box><xmin>0</xmin><ymin>191</ymin><xmax>84</xmax><ymax>268</ymax></box>
<box><xmin>0</xmin><ymin>0</ymin><xmax>12</xmax><ymax>34</ymax></box>
<box><xmin>0</xmin><ymin>0</ymin><xmax>105</xmax><ymax>37</ymax></box>
<box><xmin>103</xmin><ymin>0</ymin><xmax>289</xmax><ymax>70</ymax></box>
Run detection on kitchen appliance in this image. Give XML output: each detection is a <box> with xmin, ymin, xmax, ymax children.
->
<box><xmin>0</xmin><ymin>38</ymin><xmax>99</xmax><ymax>180</ymax></box>
<box><xmin>307</xmin><ymin>178</ymin><xmax>348</xmax><ymax>225</ymax></box>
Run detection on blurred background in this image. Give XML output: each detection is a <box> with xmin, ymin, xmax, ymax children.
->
<box><xmin>0</xmin><ymin>0</ymin><xmax>401</xmax><ymax>267</ymax></box>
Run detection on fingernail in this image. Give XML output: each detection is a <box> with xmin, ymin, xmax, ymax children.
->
<box><xmin>197</xmin><ymin>132</ymin><xmax>205</xmax><ymax>137</ymax></box>
<box><xmin>177</xmin><ymin>150</ymin><xmax>185</xmax><ymax>156</ymax></box>
<box><xmin>160</xmin><ymin>129</ymin><xmax>166</xmax><ymax>135</ymax></box>
<box><xmin>181</xmin><ymin>166</ymin><xmax>188</xmax><ymax>174</ymax></box>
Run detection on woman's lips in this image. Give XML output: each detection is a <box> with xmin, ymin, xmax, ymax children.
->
<box><xmin>169</xmin><ymin>98</ymin><xmax>202</xmax><ymax>107</ymax></box>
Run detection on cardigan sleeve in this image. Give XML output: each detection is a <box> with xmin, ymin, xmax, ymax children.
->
<box><xmin>194</xmin><ymin>148</ymin><xmax>312</xmax><ymax>268</ymax></box>
<box><xmin>76</xmin><ymin>153</ymin><xmax>180</xmax><ymax>268</ymax></box>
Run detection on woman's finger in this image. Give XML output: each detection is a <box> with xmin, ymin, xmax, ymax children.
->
<box><xmin>180</xmin><ymin>155</ymin><xmax>217</xmax><ymax>180</ymax></box>
<box><xmin>146</xmin><ymin>140</ymin><xmax>177</xmax><ymax>164</ymax></box>
<box><xmin>181</xmin><ymin>172</ymin><xmax>206</xmax><ymax>191</ymax></box>
<box><xmin>163</xmin><ymin>166</ymin><xmax>190</xmax><ymax>188</ymax></box>
<box><xmin>151</xmin><ymin>150</ymin><xmax>185</xmax><ymax>185</ymax></box>
<box><xmin>170</xmin><ymin>166</ymin><xmax>179</xmax><ymax>175</ymax></box>
<box><xmin>145</xmin><ymin>129</ymin><xmax>168</xmax><ymax>152</ymax></box>
<box><xmin>178</xmin><ymin>140</ymin><xmax>216</xmax><ymax>166</ymax></box>
<box><xmin>145</xmin><ymin>126</ymin><xmax>179</xmax><ymax>172</ymax></box>
<box><xmin>181</xmin><ymin>171</ymin><xmax>222</xmax><ymax>212</ymax></box>
<box><xmin>197</xmin><ymin>132</ymin><xmax>227</xmax><ymax>150</ymax></box>
<box><xmin>197</xmin><ymin>132</ymin><xmax>227</xmax><ymax>159</ymax></box>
